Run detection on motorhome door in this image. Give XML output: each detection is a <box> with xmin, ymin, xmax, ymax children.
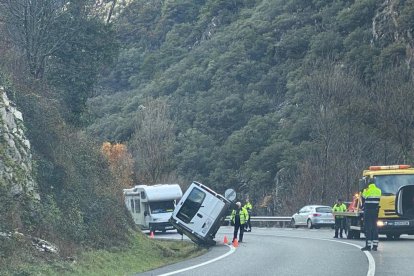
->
<box><xmin>127</xmin><ymin>196</ymin><xmax>144</xmax><ymax>226</ymax></box>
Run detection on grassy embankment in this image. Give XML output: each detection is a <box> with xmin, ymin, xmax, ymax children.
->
<box><xmin>0</xmin><ymin>232</ymin><xmax>206</xmax><ymax>276</ymax></box>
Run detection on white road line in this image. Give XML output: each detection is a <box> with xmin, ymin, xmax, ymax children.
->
<box><xmin>267</xmin><ymin>234</ymin><xmax>376</xmax><ymax>276</ymax></box>
<box><xmin>158</xmin><ymin>244</ymin><xmax>236</xmax><ymax>276</ymax></box>
<box><xmin>321</xmin><ymin>239</ymin><xmax>375</xmax><ymax>276</ymax></box>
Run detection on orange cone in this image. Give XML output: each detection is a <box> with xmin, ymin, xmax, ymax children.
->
<box><xmin>223</xmin><ymin>235</ymin><xmax>228</xmax><ymax>244</ymax></box>
<box><xmin>150</xmin><ymin>231</ymin><xmax>154</xmax><ymax>238</ymax></box>
<box><xmin>232</xmin><ymin>238</ymin><xmax>239</xmax><ymax>247</ymax></box>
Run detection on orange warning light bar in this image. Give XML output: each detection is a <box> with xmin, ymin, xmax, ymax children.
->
<box><xmin>369</xmin><ymin>165</ymin><xmax>411</xmax><ymax>170</ymax></box>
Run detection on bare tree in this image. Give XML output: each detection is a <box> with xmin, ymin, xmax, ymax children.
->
<box><xmin>0</xmin><ymin>0</ymin><xmax>74</xmax><ymax>78</ymax></box>
<box><xmin>371</xmin><ymin>67</ymin><xmax>414</xmax><ymax>163</ymax></box>
<box><xmin>129</xmin><ymin>98</ymin><xmax>176</xmax><ymax>184</ymax></box>
<box><xmin>304</xmin><ymin>63</ymin><xmax>351</xmax><ymax>202</ymax></box>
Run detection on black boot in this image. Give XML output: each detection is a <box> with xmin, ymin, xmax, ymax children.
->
<box><xmin>372</xmin><ymin>246</ymin><xmax>378</xmax><ymax>251</ymax></box>
<box><xmin>361</xmin><ymin>246</ymin><xmax>371</xmax><ymax>251</ymax></box>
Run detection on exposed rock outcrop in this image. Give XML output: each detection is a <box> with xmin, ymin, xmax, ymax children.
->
<box><xmin>372</xmin><ymin>0</ymin><xmax>414</xmax><ymax>68</ymax></box>
<box><xmin>0</xmin><ymin>86</ymin><xmax>39</xmax><ymax>200</ymax></box>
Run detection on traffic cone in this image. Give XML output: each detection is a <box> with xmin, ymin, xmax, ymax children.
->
<box><xmin>223</xmin><ymin>235</ymin><xmax>228</xmax><ymax>244</ymax></box>
<box><xmin>232</xmin><ymin>238</ymin><xmax>239</xmax><ymax>247</ymax></box>
<box><xmin>150</xmin><ymin>231</ymin><xmax>154</xmax><ymax>239</ymax></box>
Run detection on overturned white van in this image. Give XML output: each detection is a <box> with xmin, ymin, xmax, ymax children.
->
<box><xmin>170</xmin><ymin>181</ymin><xmax>233</xmax><ymax>246</ymax></box>
<box><xmin>123</xmin><ymin>184</ymin><xmax>183</xmax><ymax>232</ymax></box>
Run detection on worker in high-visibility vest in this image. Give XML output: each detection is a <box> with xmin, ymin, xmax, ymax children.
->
<box><xmin>244</xmin><ymin>199</ymin><xmax>253</xmax><ymax>232</ymax></box>
<box><xmin>332</xmin><ymin>198</ymin><xmax>347</xmax><ymax>238</ymax></box>
<box><xmin>231</xmin><ymin>202</ymin><xmax>249</xmax><ymax>243</ymax></box>
<box><xmin>361</xmin><ymin>179</ymin><xmax>382</xmax><ymax>251</ymax></box>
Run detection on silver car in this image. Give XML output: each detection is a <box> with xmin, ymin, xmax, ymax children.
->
<box><xmin>291</xmin><ymin>205</ymin><xmax>335</xmax><ymax>229</ymax></box>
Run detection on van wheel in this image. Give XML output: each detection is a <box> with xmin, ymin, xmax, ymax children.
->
<box><xmin>307</xmin><ymin>219</ymin><xmax>314</xmax><ymax>229</ymax></box>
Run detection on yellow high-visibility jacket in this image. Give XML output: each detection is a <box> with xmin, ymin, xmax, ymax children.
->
<box><xmin>332</xmin><ymin>203</ymin><xmax>347</xmax><ymax>218</ymax></box>
<box><xmin>231</xmin><ymin>207</ymin><xmax>249</xmax><ymax>225</ymax></box>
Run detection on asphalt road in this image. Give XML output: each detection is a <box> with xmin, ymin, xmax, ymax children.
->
<box><xmin>136</xmin><ymin>227</ymin><xmax>414</xmax><ymax>276</ymax></box>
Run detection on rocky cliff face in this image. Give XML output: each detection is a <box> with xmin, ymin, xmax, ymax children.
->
<box><xmin>372</xmin><ymin>0</ymin><xmax>414</xmax><ymax>67</ymax></box>
<box><xmin>0</xmin><ymin>86</ymin><xmax>38</xmax><ymax>200</ymax></box>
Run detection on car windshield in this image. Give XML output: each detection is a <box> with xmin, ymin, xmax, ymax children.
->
<box><xmin>375</xmin><ymin>174</ymin><xmax>414</xmax><ymax>196</ymax></box>
<box><xmin>315</xmin><ymin>207</ymin><xmax>331</xmax><ymax>213</ymax></box>
<box><xmin>149</xmin><ymin>201</ymin><xmax>175</xmax><ymax>214</ymax></box>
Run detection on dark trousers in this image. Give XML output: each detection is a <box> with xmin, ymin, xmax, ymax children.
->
<box><xmin>334</xmin><ymin>217</ymin><xmax>345</xmax><ymax>237</ymax></box>
<box><xmin>364</xmin><ymin>209</ymin><xmax>379</xmax><ymax>247</ymax></box>
<box><xmin>233</xmin><ymin>223</ymin><xmax>245</xmax><ymax>242</ymax></box>
<box><xmin>245</xmin><ymin>217</ymin><xmax>252</xmax><ymax>231</ymax></box>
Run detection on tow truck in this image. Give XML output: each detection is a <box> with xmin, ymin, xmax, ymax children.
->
<box><xmin>337</xmin><ymin>165</ymin><xmax>414</xmax><ymax>239</ymax></box>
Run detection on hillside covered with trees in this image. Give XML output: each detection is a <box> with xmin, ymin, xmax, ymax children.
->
<box><xmin>2</xmin><ymin>0</ymin><xmax>414</xmax><ymax>271</ymax></box>
<box><xmin>89</xmin><ymin>0</ymin><xmax>414</xmax><ymax>214</ymax></box>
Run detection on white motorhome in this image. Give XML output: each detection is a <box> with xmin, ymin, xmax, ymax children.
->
<box><xmin>170</xmin><ymin>181</ymin><xmax>233</xmax><ymax>246</ymax></box>
<box><xmin>123</xmin><ymin>184</ymin><xmax>183</xmax><ymax>232</ymax></box>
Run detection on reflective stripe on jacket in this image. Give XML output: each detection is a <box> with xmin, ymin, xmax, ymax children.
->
<box><xmin>231</xmin><ymin>207</ymin><xmax>249</xmax><ymax>224</ymax></box>
<box><xmin>362</xmin><ymin>183</ymin><xmax>382</xmax><ymax>209</ymax></box>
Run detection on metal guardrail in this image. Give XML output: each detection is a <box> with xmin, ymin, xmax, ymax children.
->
<box><xmin>224</xmin><ymin>216</ymin><xmax>292</xmax><ymax>222</ymax></box>
<box><xmin>250</xmin><ymin>216</ymin><xmax>292</xmax><ymax>222</ymax></box>
<box><xmin>224</xmin><ymin>216</ymin><xmax>293</xmax><ymax>227</ymax></box>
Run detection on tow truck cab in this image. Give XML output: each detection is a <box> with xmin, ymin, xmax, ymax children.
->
<box><xmin>361</xmin><ymin>165</ymin><xmax>414</xmax><ymax>238</ymax></box>
<box><xmin>170</xmin><ymin>181</ymin><xmax>232</xmax><ymax>246</ymax></box>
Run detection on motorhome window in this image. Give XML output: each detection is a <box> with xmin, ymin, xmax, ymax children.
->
<box><xmin>130</xmin><ymin>199</ymin><xmax>135</xmax><ymax>213</ymax></box>
<box><xmin>141</xmin><ymin>191</ymin><xmax>146</xmax><ymax>199</ymax></box>
<box><xmin>135</xmin><ymin>199</ymin><xmax>141</xmax><ymax>213</ymax></box>
<box><xmin>375</xmin><ymin>175</ymin><xmax>414</xmax><ymax>195</ymax></box>
<box><xmin>177</xmin><ymin>188</ymin><xmax>206</xmax><ymax>224</ymax></box>
<box><xmin>149</xmin><ymin>201</ymin><xmax>175</xmax><ymax>214</ymax></box>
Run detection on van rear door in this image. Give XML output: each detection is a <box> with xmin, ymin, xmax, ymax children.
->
<box><xmin>176</xmin><ymin>185</ymin><xmax>208</xmax><ymax>234</ymax></box>
<box><xmin>197</xmin><ymin>194</ymin><xmax>226</xmax><ymax>236</ymax></box>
